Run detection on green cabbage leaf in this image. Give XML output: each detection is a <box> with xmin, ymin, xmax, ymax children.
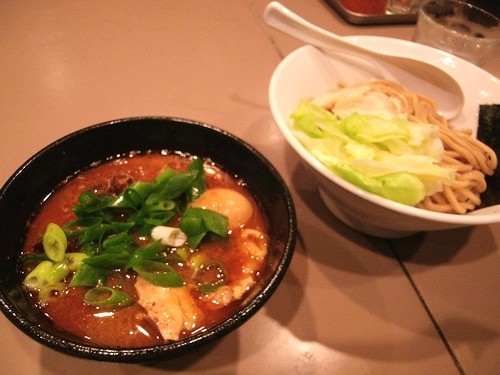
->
<box><xmin>291</xmin><ymin>101</ymin><xmax>455</xmax><ymax>206</ymax></box>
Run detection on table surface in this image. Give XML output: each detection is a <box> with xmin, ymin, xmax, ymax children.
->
<box><xmin>1</xmin><ymin>1</ymin><xmax>499</xmax><ymax>374</ymax></box>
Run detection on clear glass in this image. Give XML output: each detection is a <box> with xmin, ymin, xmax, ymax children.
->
<box><xmin>413</xmin><ymin>0</ymin><xmax>500</xmax><ymax>66</ymax></box>
<box><xmin>388</xmin><ymin>0</ymin><xmax>421</xmax><ymax>14</ymax></box>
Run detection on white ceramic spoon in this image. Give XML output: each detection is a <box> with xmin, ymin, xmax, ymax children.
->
<box><xmin>264</xmin><ymin>1</ymin><xmax>465</xmax><ymax>120</ymax></box>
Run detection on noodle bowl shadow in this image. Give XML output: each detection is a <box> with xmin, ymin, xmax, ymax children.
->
<box><xmin>0</xmin><ymin>117</ymin><xmax>297</xmax><ymax>363</ymax></box>
<box><xmin>269</xmin><ymin>44</ymin><xmax>500</xmax><ymax>238</ymax></box>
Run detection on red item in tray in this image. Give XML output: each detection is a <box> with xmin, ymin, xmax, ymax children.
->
<box><xmin>340</xmin><ymin>0</ymin><xmax>388</xmax><ymax>14</ymax></box>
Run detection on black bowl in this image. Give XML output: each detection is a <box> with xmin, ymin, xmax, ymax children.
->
<box><xmin>0</xmin><ymin>117</ymin><xmax>296</xmax><ymax>363</ymax></box>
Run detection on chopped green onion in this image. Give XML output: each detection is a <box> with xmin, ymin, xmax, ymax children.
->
<box><xmin>63</xmin><ymin>252</ymin><xmax>89</xmax><ymax>271</ymax></box>
<box><xmin>143</xmin><ymin>211</ymin><xmax>176</xmax><ymax>226</ymax></box>
<box><xmin>80</xmin><ymin>241</ymin><xmax>100</xmax><ymax>256</ymax></box>
<box><xmin>195</xmin><ymin>261</ymin><xmax>226</xmax><ymax>293</ymax></box>
<box><xmin>24</xmin><ymin>158</ymin><xmax>217</xmax><ymax>294</ymax></box>
<box><xmin>38</xmin><ymin>282</ymin><xmax>66</xmax><ymax>302</ymax></box>
<box><xmin>175</xmin><ymin>246</ymin><xmax>191</xmax><ymax>262</ymax></box>
<box><xmin>75</xmin><ymin>191</ymin><xmax>110</xmax><ymax>213</ymax></box>
<box><xmin>69</xmin><ymin>263</ymin><xmax>109</xmax><ymax>287</ymax></box>
<box><xmin>122</xmin><ymin>188</ymin><xmax>146</xmax><ymax>208</ymax></box>
<box><xmin>179</xmin><ymin>208</ymin><xmax>228</xmax><ymax>248</ymax></box>
<box><xmin>133</xmin><ymin>261</ymin><xmax>185</xmax><ymax>287</ymax></box>
<box><xmin>127</xmin><ymin>241</ymin><xmax>165</xmax><ymax>268</ymax></box>
<box><xmin>77</xmin><ymin>223</ymin><xmax>109</xmax><ymax>245</ymax></box>
<box><xmin>151</xmin><ymin>226</ymin><xmax>187</xmax><ymax>247</ymax></box>
<box><xmin>190</xmin><ymin>253</ymin><xmax>210</xmax><ymax>270</ymax></box>
<box><xmin>102</xmin><ymin>232</ymin><xmax>134</xmax><ymax>251</ymax></box>
<box><xmin>68</xmin><ymin>216</ymin><xmax>103</xmax><ymax>229</ymax></box>
<box><xmin>145</xmin><ymin>195</ymin><xmax>176</xmax><ymax>211</ymax></box>
<box><xmin>201</xmin><ymin>209</ymin><xmax>229</xmax><ymax>238</ymax></box>
<box><xmin>23</xmin><ymin>261</ymin><xmax>69</xmax><ymax>291</ymax></box>
<box><xmin>158</xmin><ymin>171</ymin><xmax>198</xmax><ymax>200</ymax></box>
<box><xmin>21</xmin><ymin>252</ymin><xmax>49</xmax><ymax>265</ymax></box>
<box><xmin>110</xmin><ymin>181</ymin><xmax>155</xmax><ymax>208</ymax></box>
<box><xmin>109</xmin><ymin>221</ymin><xmax>135</xmax><ymax>233</ymax></box>
<box><xmin>187</xmin><ymin>157</ymin><xmax>206</xmax><ymax>201</ymax></box>
<box><xmin>84</xmin><ymin>286</ymin><xmax>133</xmax><ymax>308</ymax></box>
<box><xmin>83</xmin><ymin>251</ymin><xmax>130</xmax><ymax>269</ymax></box>
<box><xmin>43</xmin><ymin>223</ymin><xmax>68</xmax><ymax>262</ymax></box>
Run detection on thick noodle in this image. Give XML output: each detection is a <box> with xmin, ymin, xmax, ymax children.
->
<box><xmin>329</xmin><ymin>80</ymin><xmax>497</xmax><ymax>214</ymax></box>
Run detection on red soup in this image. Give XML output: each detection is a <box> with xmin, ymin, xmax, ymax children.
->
<box><xmin>21</xmin><ymin>152</ymin><xmax>269</xmax><ymax>348</ymax></box>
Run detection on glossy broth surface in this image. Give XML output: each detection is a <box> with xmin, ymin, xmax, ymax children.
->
<box><xmin>21</xmin><ymin>153</ymin><xmax>268</xmax><ymax>348</ymax></box>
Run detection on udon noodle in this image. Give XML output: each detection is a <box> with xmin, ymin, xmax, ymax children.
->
<box><xmin>315</xmin><ymin>79</ymin><xmax>497</xmax><ymax>214</ymax></box>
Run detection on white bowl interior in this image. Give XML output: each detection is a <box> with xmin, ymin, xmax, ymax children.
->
<box><xmin>269</xmin><ymin>41</ymin><xmax>500</xmax><ymax>236</ymax></box>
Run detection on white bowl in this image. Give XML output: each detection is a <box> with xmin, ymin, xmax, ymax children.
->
<box><xmin>269</xmin><ymin>38</ymin><xmax>500</xmax><ymax>237</ymax></box>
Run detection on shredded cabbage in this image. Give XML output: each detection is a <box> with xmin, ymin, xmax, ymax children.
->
<box><xmin>291</xmin><ymin>101</ymin><xmax>455</xmax><ymax>206</ymax></box>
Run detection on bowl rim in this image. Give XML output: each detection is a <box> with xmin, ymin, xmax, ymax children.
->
<box><xmin>269</xmin><ymin>44</ymin><xmax>500</xmax><ymax>225</ymax></box>
<box><xmin>0</xmin><ymin>116</ymin><xmax>297</xmax><ymax>363</ymax></box>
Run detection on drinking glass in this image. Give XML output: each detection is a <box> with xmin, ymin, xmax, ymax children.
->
<box><xmin>388</xmin><ymin>0</ymin><xmax>421</xmax><ymax>14</ymax></box>
<box><xmin>413</xmin><ymin>0</ymin><xmax>500</xmax><ymax>66</ymax></box>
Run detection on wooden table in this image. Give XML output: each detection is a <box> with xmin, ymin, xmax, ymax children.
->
<box><xmin>1</xmin><ymin>1</ymin><xmax>498</xmax><ymax>374</ymax></box>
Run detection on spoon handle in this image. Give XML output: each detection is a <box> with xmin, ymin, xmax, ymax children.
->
<box><xmin>264</xmin><ymin>1</ymin><xmax>395</xmax><ymax>80</ymax></box>
<box><xmin>264</xmin><ymin>2</ymin><xmax>382</xmax><ymax>58</ymax></box>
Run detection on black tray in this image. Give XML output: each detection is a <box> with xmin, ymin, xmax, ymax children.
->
<box><xmin>325</xmin><ymin>0</ymin><xmax>418</xmax><ymax>25</ymax></box>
